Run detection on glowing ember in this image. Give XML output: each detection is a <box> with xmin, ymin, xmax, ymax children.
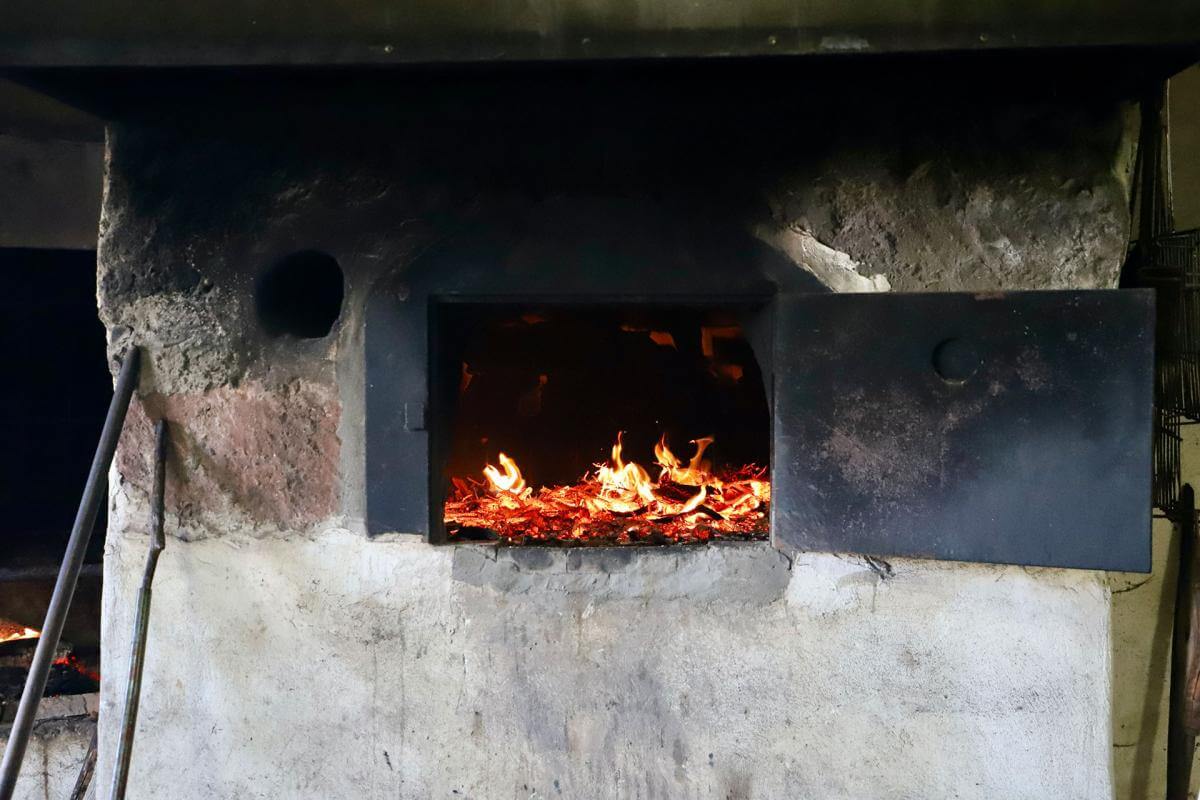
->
<box><xmin>445</xmin><ymin>433</ymin><xmax>769</xmax><ymax>545</ymax></box>
<box><xmin>52</xmin><ymin>654</ymin><xmax>101</xmax><ymax>684</ymax></box>
<box><xmin>0</xmin><ymin>626</ymin><xmax>39</xmax><ymax>644</ymax></box>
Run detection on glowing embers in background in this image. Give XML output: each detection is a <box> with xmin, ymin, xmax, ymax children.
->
<box><xmin>0</xmin><ymin>625</ymin><xmax>39</xmax><ymax>645</ymax></box>
<box><xmin>51</xmin><ymin>653</ymin><xmax>100</xmax><ymax>684</ymax></box>
<box><xmin>445</xmin><ymin>433</ymin><xmax>769</xmax><ymax>545</ymax></box>
<box><xmin>0</xmin><ymin>621</ymin><xmax>101</xmax><ymax>701</ymax></box>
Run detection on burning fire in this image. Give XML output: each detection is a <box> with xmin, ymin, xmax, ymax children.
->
<box><xmin>445</xmin><ymin>433</ymin><xmax>769</xmax><ymax>544</ymax></box>
<box><xmin>52</xmin><ymin>654</ymin><xmax>101</xmax><ymax>684</ymax></box>
<box><xmin>0</xmin><ymin>626</ymin><xmax>39</xmax><ymax>644</ymax></box>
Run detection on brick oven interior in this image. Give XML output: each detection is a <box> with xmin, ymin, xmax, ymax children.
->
<box><xmin>434</xmin><ymin>302</ymin><xmax>772</xmax><ymax>545</ymax></box>
<box><xmin>1</xmin><ymin>8</ymin><xmax>1200</xmax><ymax>800</ymax></box>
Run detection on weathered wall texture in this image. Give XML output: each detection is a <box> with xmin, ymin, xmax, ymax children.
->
<box><xmin>95</xmin><ymin>70</ymin><xmax>1138</xmax><ymax>799</ymax></box>
<box><xmin>0</xmin><ymin>694</ymin><xmax>96</xmax><ymax>800</ymax></box>
<box><xmin>763</xmin><ymin>102</ymin><xmax>1138</xmax><ymax>292</ymax></box>
<box><xmin>100</xmin><ymin>535</ymin><xmax>1111</xmax><ymax>799</ymax></box>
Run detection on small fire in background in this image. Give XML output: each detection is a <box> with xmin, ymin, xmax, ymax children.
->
<box><xmin>445</xmin><ymin>432</ymin><xmax>769</xmax><ymax>545</ymax></box>
<box><xmin>0</xmin><ymin>624</ymin><xmax>39</xmax><ymax>645</ymax></box>
<box><xmin>0</xmin><ymin>621</ymin><xmax>100</xmax><ymax>705</ymax></box>
<box><xmin>51</xmin><ymin>653</ymin><xmax>101</xmax><ymax>684</ymax></box>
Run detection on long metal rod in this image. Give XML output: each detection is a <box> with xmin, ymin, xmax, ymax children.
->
<box><xmin>110</xmin><ymin>419</ymin><xmax>167</xmax><ymax>800</ymax></box>
<box><xmin>67</xmin><ymin>729</ymin><xmax>98</xmax><ymax>800</ymax></box>
<box><xmin>1168</xmin><ymin>483</ymin><xmax>1200</xmax><ymax>799</ymax></box>
<box><xmin>0</xmin><ymin>347</ymin><xmax>140</xmax><ymax>800</ymax></box>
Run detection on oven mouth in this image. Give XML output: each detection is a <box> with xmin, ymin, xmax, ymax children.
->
<box><xmin>429</xmin><ymin>299</ymin><xmax>773</xmax><ymax>546</ymax></box>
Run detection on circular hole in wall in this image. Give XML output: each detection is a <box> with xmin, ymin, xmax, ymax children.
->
<box><xmin>255</xmin><ymin>250</ymin><xmax>344</xmax><ymax>338</ymax></box>
<box><xmin>931</xmin><ymin>337</ymin><xmax>981</xmax><ymax>384</ymax></box>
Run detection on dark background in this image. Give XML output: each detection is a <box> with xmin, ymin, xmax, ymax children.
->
<box><xmin>438</xmin><ymin>304</ymin><xmax>771</xmax><ymax>490</ymax></box>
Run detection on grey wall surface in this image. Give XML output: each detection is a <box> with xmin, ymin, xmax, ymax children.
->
<box><xmin>0</xmin><ymin>695</ymin><xmax>96</xmax><ymax>800</ymax></box>
<box><xmin>98</xmin><ymin>534</ymin><xmax>1113</xmax><ymax>799</ymax></box>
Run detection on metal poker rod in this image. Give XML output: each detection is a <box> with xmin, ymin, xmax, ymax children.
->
<box><xmin>109</xmin><ymin>418</ymin><xmax>168</xmax><ymax>800</ymax></box>
<box><xmin>0</xmin><ymin>347</ymin><xmax>141</xmax><ymax>799</ymax></box>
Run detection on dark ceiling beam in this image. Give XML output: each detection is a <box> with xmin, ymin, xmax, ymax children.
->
<box><xmin>0</xmin><ymin>0</ymin><xmax>1198</xmax><ymax>67</ymax></box>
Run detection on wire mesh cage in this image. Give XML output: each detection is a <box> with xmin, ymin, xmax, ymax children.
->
<box><xmin>1136</xmin><ymin>231</ymin><xmax>1200</xmax><ymax>514</ymax></box>
<box><xmin>1155</xmin><ymin>405</ymin><xmax>1183</xmax><ymax>512</ymax></box>
<box><xmin>1126</xmin><ymin>82</ymin><xmax>1194</xmax><ymax>517</ymax></box>
<box><xmin>1143</xmin><ymin>230</ymin><xmax>1200</xmax><ymax>418</ymax></box>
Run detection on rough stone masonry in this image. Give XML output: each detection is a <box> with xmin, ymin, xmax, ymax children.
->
<box><xmin>94</xmin><ymin>69</ymin><xmax>1135</xmax><ymax>798</ymax></box>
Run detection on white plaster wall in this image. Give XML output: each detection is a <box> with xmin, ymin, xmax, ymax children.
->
<box><xmin>97</xmin><ymin>528</ymin><xmax>1112</xmax><ymax>799</ymax></box>
<box><xmin>0</xmin><ymin>695</ymin><xmax>96</xmax><ymax>800</ymax></box>
<box><xmin>1111</xmin><ymin>515</ymin><xmax>1178</xmax><ymax>799</ymax></box>
<box><xmin>1110</xmin><ymin>421</ymin><xmax>1200</xmax><ymax>800</ymax></box>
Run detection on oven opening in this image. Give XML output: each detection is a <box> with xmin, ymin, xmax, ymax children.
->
<box><xmin>432</xmin><ymin>302</ymin><xmax>771</xmax><ymax>545</ymax></box>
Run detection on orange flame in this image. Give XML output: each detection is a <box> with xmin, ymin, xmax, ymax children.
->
<box><xmin>655</xmin><ymin>434</ymin><xmax>717</xmax><ymax>487</ymax></box>
<box><xmin>446</xmin><ymin>432</ymin><xmax>768</xmax><ymax>545</ymax></box>
<box><xmin>0</xmin><ymin>626</ymin><xmax>39</xmax><ymax>644</ymax></box>
<box><xmin>588</xmin><ymin>432</ymin><xmax>658</xmax><ymax>514</ymax></box>
<box><xmin>52</xmin><ymin>653</ymin><xmax>100</xmax><ymax>683</ymax></box>
<box><xmin>483</xmin><ymin>452</ymin><xmax>528</xmax><ymax>496</ymax></box>
<box><xmin>481</xmin><ymin>452</ymin><xmax>533</xmax><ymax>511</ymax></box>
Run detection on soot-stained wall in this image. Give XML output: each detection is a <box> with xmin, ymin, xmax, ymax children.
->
<box><xmin>98</xmin><ymin>63</ymin><xmax>1135</xmax><ymax>538</ymax></box>
<box><xmin>96</xmin><ymin>61</ymin><xmax>1135</xmax><ymax>799</ymax></box>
